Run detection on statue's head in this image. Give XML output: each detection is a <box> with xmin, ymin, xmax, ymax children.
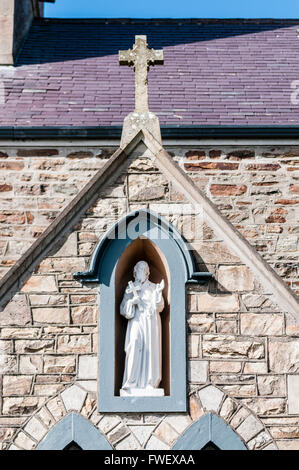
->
<box><xmin>133</xmin><ymin>260</ymin><xmax>150</xmax><ymax>283</ymax></box>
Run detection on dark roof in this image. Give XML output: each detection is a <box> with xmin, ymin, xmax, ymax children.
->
<box><xmin>1</xmin><ymin>18</ymin><xmax>299</xmax><ymax>127</ymax></box>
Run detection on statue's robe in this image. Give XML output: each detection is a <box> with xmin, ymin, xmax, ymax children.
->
<box><xmin>120</xmin><ymin>279</ymin><xmax>164</xmax><ymax>390</ymax></box>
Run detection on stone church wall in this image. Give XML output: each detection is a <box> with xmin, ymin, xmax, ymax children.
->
<box><xmin>0</xmin><ymin>144</ymin><xmax>297</xmax><ymax>294</ymax></box>
<box><xmin>0</xmin><ymin>151</ymin><xmax>298</xmax><ymax>450</ymax></box>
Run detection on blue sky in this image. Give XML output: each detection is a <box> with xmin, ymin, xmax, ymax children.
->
<box><xmin>45</xmin><ymin>0</ymin><xmax>299</xmax><ymax>19</ymax></box>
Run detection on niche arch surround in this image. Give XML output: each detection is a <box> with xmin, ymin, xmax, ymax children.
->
<box><xmin>75</xmin><ymin>209</ymin><xmax>203</xmax><ymax>413</ymax></box>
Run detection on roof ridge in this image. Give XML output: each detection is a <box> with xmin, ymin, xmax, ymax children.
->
<box><xmin>37</xmin><ymin>18</ymin><xmax>299</xmax><ymax>25</ymax></box>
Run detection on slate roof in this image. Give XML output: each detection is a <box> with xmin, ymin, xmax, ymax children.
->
<box><xmin>1</xmin><ymin>18</ymin><xmax>299</xmax><ymax>127</ymax></box>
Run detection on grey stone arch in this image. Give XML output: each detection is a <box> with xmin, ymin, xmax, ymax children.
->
<box><xmin>173</xmin><ymin>413</ymin><xmax>247</xmax><ymax>450</ymax></box>
<box><xmin>75</xmin><ymin>209</ymin><xmax>211</xmax><ymax>413</ymax></box>
<box><xmin>37</xmin><ymin>413</ymin><xmax>112</xmax><ymax>450</ymax></box>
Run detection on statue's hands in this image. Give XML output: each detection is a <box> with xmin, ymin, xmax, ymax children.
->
<box><xmin>131</xmin><ymin>295</ymin><xmax>140</xmax><ymax>305</ymax></box>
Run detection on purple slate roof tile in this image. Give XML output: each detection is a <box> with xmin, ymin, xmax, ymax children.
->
<box><xmin>1</xmin><ymin>18</ymin><xmax>299</xmax><ymax>127</ymax></box>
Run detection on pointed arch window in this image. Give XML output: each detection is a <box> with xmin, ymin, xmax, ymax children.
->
<box><xmin>37</xmin><ymin>413</ymin><xmax>112</xmax><ymax>450</ymax></box>
<box><xmin>173</xmin><ymin>413</ymin><xmax>247</xmax><ymax>450</ymax></box>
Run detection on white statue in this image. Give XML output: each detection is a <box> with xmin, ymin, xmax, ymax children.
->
<box><xmin>120</xmin><ymin>260</ymin><xmax>165</xmax><ymax>397</ymax></box>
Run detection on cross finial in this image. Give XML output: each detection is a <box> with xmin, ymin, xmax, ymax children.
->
<box><xmin>119</xmin><ymin>35</ymin><xmax>164</xmax><ymax>113</ymax></box>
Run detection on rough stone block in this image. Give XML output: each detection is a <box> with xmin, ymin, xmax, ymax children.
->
<box><xmin>0</xmin><ymin>339</ymin><xmax>12</xmax><ymax>353</ymax></box>
<box><xmin>34</xmin><ymin>384</ymin><xmax>63</xmax><ymax>396</ymax></box>
<box><xmin>0</xmin><ymin>294</ymin><xmax>31</xmax><ymax>326</ymax></box>
<box><xmin>188</xmin><ymin>360</ymin><xmax>208</xmax><ymax>383</ymax></box>
<box><xmin>14</xmin><ymin>432</ymin><xmax>36</xmax><ymax>450</ymax></box>
<box><xmin>21</xmin><ymin>276</ymin><xmax>57</xmax><ymax>293</ymax></box>
<box><xmin>230</xmin><ymin>407</ymin><xmax>250</xmax><ymax>429</ymax></box>
<box><xmin>36</xmin><ymin>407</ymin><xmax>55</xmax><ymax>429</ymax></box>
<box><xmin>15</xmin><ymin>339</ymin><xmax>54</xmax><ymax>353</ymax></box>
<box><xmin>202</xmin><ymin>335</ymin><xmax>265</xmax><ymax>359</ymax></box>
<box><xmin>77</xmin><ymin>380</ymin><xmax>97</xmax><ymax>393</ymax></box>
<box><xmin>187</xmin><ymin>314</ymin><xmax>215</xmax><ymax>333</ymax></box>
<box><xmin>128</xmin><ymin>174</ymin><xmax>168</xmax><ymax>202</ymax></box>
<box><xmin>241</xmin><ymin>398</ymin><xmax>286</xmax><ymax>416</ymax></box>
<box><xmin>210</xmin><ymin>184</ymin><xmax>247</xmax><ymax>196</ymax></box>
<box><xmin>236</xmin><ymin>414</ymin><xmax>264</xmax><ymax>442</ymax></box>
<box><xmin>32</xmin><ymin>307</ymin><xmax>69</xmax><ymax>324</ymax></box>
<box><xmin>71</xmin><ymin>305</ymin><xmax>96</xmax><ymax>324</ymax></box>
<box><xmin>241</xmin><ymin>314</ymin><xmax>284</xmax><ymax>336</ymax></box>
<box><xmin>247</xmin><ymin>431</ymin><xmax>272</xmax><ymax>450</ymax></box>
<box><xmin>46</xmin><ymin>397</ymin><xmax>65</xmax><ymax>421</ymax></box>
<box><xmin>241</xmin><ymin>294</ymin><xmax>267</xmax><ymax>309</ymax></box>
<box><xmin>210</xmin><ymin>361</ymin><xmax>242</xmax><ymax>373</ymax></box>
<box><xmin>57</xmin><ymin>335</ymin><xmax>90</xmax><ymax>353</ymax></box>
<box><xmin>0</xmin><ymin>428</ymin><xmax>15</xmax><ymax>441</ymax></box>
<box><xmin>243</xmin><ymin>362</ymin><xmax>268</xmax><ymax>374</ymax></box>
<box><xmin>24</xmin><ymin>417</ymin><xmax>48</xmax><ymax>442</ymax></box>
<box><xmin>1</xmin><ymin>327</ymin><xmax>40</xmax><ymax>339</ymax></box>
<box><xmin>37</xmin><ymin>257</ymin><xmax>86</xmax><ymax>274</ymax></box>
<box><xmin>2</xmin><ymin>397</ymin><xmax>41</xmax><ymax>416</ymax></box>
<box><xmin>188</xmin><ymin>396</ymin><xmax>204</xmax><ymax>421</ymax></box>
<box><xmin>0</xmin><ymin>355</ymin><xmax>17</xmax><ymax>374</ymax></box>
<box><xmin>257</xmin><ymin>376</ymin><xmax>286</xmax><ymax>396</ymax></box>
<box><xmin>269</xmin><ymin>339</ymin><xmax>299</xmax><ymax>373</ymax></box>
<box><xmin>3</xmin><ymin>375</ymin><xmax>32</xmax><ymax>396</ymax></box>
<box><xmin>97</xmin><ymin>415</ymin><xmax>121</xmax><ymax>434</ymax></box>
<box><xmin>287</xmin><ymin>375</ymin><xmax>299</xmax><ymax>414</ymax></box>
<box><xmin>220</xmin><ymin>397</ymin><xmax>237</xmax><ymax>421</ymax></box>
<box><xmin>53</xmin><ymin>232</ymin><xmax>77</xmax><ymax>257</ymax></box>
<box><xmin>188</xmin><ymin>335</ymin><xmax>200</xmax><ymax>358</ymax></box>
<box><xmin>86</xmin><ymin>197</ymin><xmax>126</xmax><ymax>218</ymax></box>
<box><xmin>216</xmin><ymin>320</ymin><xmax>237</xmax><ymax>334</ymax></box>
<box><xmin>107</xmin><ymin>423</ymin><xmax>130</xmax><ymax>445</ymax></box>
<box><xmin>154</xmin><ymin>421</ymin><xmax>179</xmax><ymax>446</ymax></box>
<box><xmin>222</xmin><ymin>384</ymin><xmax>255</xmax><ymax>397</ymax></box>
<box><xmin>44</xmin><ymin>355</ymin><xmax>76</xmax><ymax>373</ymax></box>
<box><xmin>70</xmin><ymin>294</ymin><xmax>96</xmax><ymax>304</ymax></box>
<box><xmin>81</xmin><ymin>394</ymin><xmax>96</xmax><ymax>418</ymax></box>
<box><xmin>61</xmin><ymin>385</ymin><xmax>87</xmax><ymax>412</ymax></box>
<box><xmin>198</xmin><ymin>385</ymin><xmax>224</xmax><ymax>412</ymax></box>
<box><xmin>197</xmin><ymin>293</ymin><xmax>239</xmax><ymax>312</ymax></box>
<box><xmin>163</xmin><ymin>414</ymin><xmax>192</xmax><ymax>434</ymax></box>
<box><xmin>218</xmin><ymin>265</ymin><xmax>254</xmax><ymax>292</ymax></box>
<box><xmin>268</xmin><ymin>426</ymin><xmax>299</xmax><ymax>439</ymax></box>
<box><xmin>190</xmin><ymin>242</ymin><xmax>241</xmax><ymax>264</ymax></box>
<box><xmin>29</xmin><ymin>294</ymin><xmax>67</xmax><ymax>306</ymax></box>
<box><xmin>78</xmin><ymin>355</ymin><xmax>97</xmax><ymax>379</ymax></box>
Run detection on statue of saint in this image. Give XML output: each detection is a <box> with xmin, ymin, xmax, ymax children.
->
<box><xmin>120</xmin><ymin>260</ymin><xmax>165</xmax><ymax>396</ymax></box>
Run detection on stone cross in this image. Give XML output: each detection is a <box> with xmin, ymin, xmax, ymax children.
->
<box><xmin>119</xmin><ymin>35</ymin><xmax>164</xmax><ymax>113</ymax></box>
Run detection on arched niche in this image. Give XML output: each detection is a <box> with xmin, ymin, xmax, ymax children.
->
<box><xmin>36</xmin><ymin>413</ymin><xmax>112</xmax><ymax>450</ymax></box>
<box><xmin>114</xmin><ymin>237</ymin><xmax>170</xmax><ymax>396</ymax></box>
<box><xmin>172</xmin><ymin>413</ymin><xmax>247</xmax><ymax>451</ymax></box>
<box><xmin>75</xmin><ymin>209</ymin><xmax>200</xmax><ymax>413</ymax></box>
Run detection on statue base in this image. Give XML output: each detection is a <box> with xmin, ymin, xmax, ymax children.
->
<box><xmin>120</xmin><ymin>387</ymin><xmax>165</xmax><ymax>397</ymax></box>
